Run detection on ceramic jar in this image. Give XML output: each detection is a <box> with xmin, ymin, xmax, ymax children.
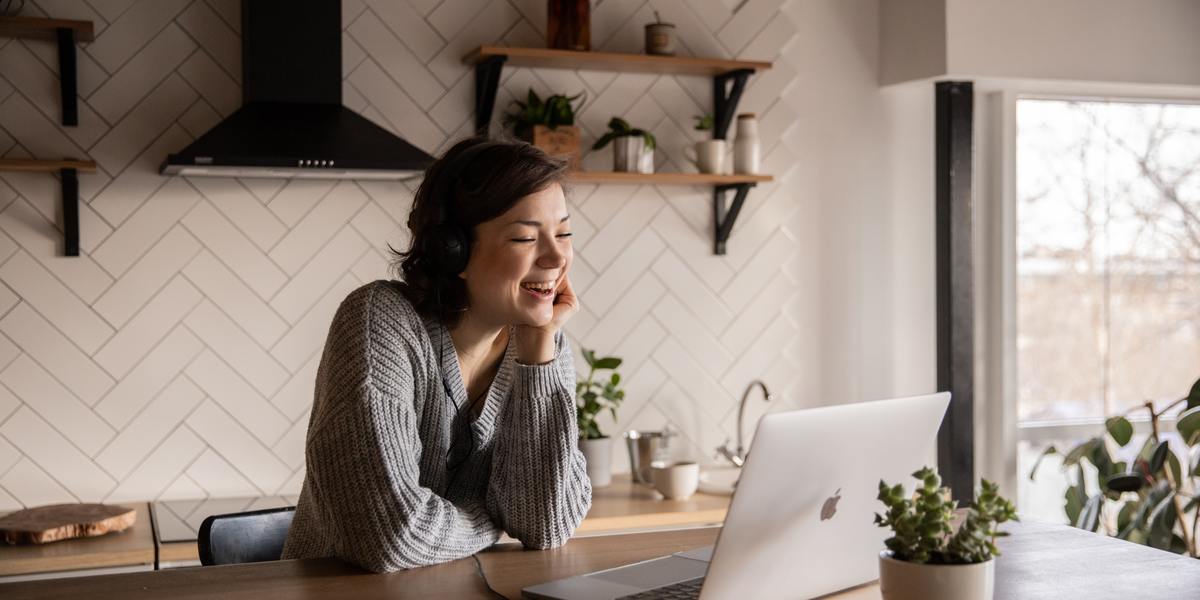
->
<box><xmin>733</xmin><ymin>113</ymin><xmax>760</xmax><ymax>175</ymax></box>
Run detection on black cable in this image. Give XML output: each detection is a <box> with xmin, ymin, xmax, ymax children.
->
<box><xmin>472</xmin><ymin>554</ymin><xmax>508</xmax><ymax>600</ymax></box>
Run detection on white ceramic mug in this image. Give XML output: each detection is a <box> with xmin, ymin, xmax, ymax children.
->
<box><xmin>684</xmin><ymin>140</ymin><xmax>726</xmax><ymax>174</ymax></box>
<box><xmin>651</xmin><ymin>461</ymin><xmax>700</xmax><ymax>500</ymax></box>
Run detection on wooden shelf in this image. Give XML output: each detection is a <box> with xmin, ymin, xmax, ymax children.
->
<box><xmin>0</xmin><ymin>158</ymin><xmax>97</xmax><ymax>172</ymax></box>
<box><xmin>464</xmin><ymin>45</ymin><xmax>770</xmax><ymax>76</ymax></box>
<box><xmin>464</xmin><ymin>45</ymin><xmax>773</xmax><ymax>255</ymax></box>
<box><xmin>567</xmin><ymin>171</ymin><xmax>772</xmax><ymax>185</ymax></box>
<box><xmin>0</xmin><ymin>15</ymin><xmax>94</xmax><ymax>42</ymax></box>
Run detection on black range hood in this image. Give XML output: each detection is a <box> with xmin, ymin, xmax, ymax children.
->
<box><xmin>161</xmin><ymin>0</ymin><xmax>434</xmax><ymax>180</ymax></box>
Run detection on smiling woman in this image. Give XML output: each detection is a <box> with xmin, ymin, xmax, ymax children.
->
<box><xmin>280</xmin><ymin>138</ymin><xmax>592</xmax><ymax>572</ymax></box>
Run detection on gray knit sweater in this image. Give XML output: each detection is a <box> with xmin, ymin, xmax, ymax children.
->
<box><xmin>281</xmin><ymin>280</ymin><xmax>592</xmax><ymax>572</ymax></box>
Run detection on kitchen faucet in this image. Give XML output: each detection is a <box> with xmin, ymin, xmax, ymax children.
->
<box><xmin>715</xmin><ymin>379</ymin><xmax>773</xmax><ymax>468</ymax></box>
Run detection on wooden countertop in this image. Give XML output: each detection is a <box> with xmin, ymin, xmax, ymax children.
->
<box><xmin>0</xmin><ymin>502</ymin><xmax>154</xmax><ymax>577</ymax></box>
<box><xmin>9</xmin><ymin>474</ymin><xmax>731</xmax><ymax>575</ymax></box>
<box><xmin>7</xmin><ymin>521</ymin><xmax>1200</xmax><ymax>599</ymax></box>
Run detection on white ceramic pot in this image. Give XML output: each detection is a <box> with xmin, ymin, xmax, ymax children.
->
<box><xmin>878</xmin><ymin>552</ymin><xmax>994</xmax><ymax>600</ymax></box>
<box><xmin>613</xmin><ymin>136</ymin><xmax>651</xmax><ymax>173</ymax></box>
<box><xmin>578</xmin><ymin>437</ymin><xmax>613</xmax><ymax>487</ymax></box>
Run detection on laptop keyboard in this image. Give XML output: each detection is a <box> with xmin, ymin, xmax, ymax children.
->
<box><xmin>615</xmin><ymin>576</ymin><xmax>705</xmax><ymax>599</ymax></box>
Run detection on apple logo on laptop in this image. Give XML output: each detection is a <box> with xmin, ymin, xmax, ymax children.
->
<box><xmin>820</xmin><ymin>489</ymin><xmax>841</xmax><ymax>521</ymax></box>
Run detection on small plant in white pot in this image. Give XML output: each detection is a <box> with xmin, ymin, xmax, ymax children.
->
<box><xmin>592</xmin><ymin>117</ymin><xmax>655</xmax><ymax>173</ymax></box>
<box><xmin>874</xmin><ymin>467</ymin><xmax>1018</xmax><ymax>600</ymax></box>
<box><xmin>575</xmin><ymin>348</ymin><xmax>625</xmax><ymax>487</ymax></box>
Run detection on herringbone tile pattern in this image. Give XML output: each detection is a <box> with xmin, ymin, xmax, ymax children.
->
<box><xmin>0</xmin><ymin>0</ymin><xmax>803</xmax><ymax>509</ymax></box>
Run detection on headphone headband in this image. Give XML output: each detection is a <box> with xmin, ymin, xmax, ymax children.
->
<box><xmin>423</xmin><ymin>140</ymin><xmax>507</xmax><ymax>277</ymax></box>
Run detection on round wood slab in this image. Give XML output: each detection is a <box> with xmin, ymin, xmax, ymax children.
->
<box><xmin>0</xmin><ymin>503</ymin><xmax>136</xmax><ymax>545</ymax></box>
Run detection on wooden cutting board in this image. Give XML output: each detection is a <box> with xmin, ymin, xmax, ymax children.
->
<box><xmin>0</xmin><ymin>503</ymin><xmax>136</xmax><ymax>545</ymax></box>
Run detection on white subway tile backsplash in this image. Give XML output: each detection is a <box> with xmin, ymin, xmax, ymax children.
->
<box><xmin>270</xmin><ymin>227</ymin><xmax>368</xmax><ymax>324</ymax></box>
<box><xmin>91</xmin><ymin>75</ymin><xmax>197</xmax><ymax>175</ymax></box>
<box><xmin>181</xmin><ymin>200</ymin><xmax>287</xmax><ymax>300</ymax></box>
<box><xmin>92</xmin><ymin>177</ymin><xmax>202</xmax><ymax>277</ymax></box>
<box><xmin>0</xmin><ymin>358</ymin><xmax>115</xmax><ymax>456</ymax></box>
<box><xmin>349</xmin><ymin>12</ymin><xmax>445</xmax><ymax>111</ymax></box>
<box><xmin>1</xmin><ymin>303</ymin><xmax>115</xmax><ymax>406</ymax></box>
<box><xmin>177</xmin><ymin>0</ymin><xmax>241</xmax><ymax>83</ymax></box>
<box><xmin>183</xmin><ymin>251</ymin><xmax>288</xmax><ymax>347</ymax></box>
<box><xmin>270</xmin><ymin>181</ymin><xmax>368</xmax><ymax>275</ymax></box>
<box><xmin>105</xmin><ymin>427</ymin><xmax>205</xmax><ymax>503</ymax></box>
<box><xmin>95</xmin><ymin>376</ymin><xmax>204</xmax><ymax>480</ymax></box>
<box><xmin>185</xmin><ymin>302</ymin><xmax>289</xmax><ymax>398</ymax></box>
<box><xmin>185</xmin><ymin>350</ymin><xmax>288</xmax><ymax>445</ymax></box>
<box><xmin>94</xmin><ymin>325</ymin><xmax>203</xmax><ymax>429</ymax></box>
<box><xmin>186</xmin><ymin>401</ymin><xmax>291</xmax><ymax>494</ymax></box>
<box><xmin>89</xmin><ymin>24</ymin><xmax>196</xmax><ymax>125</ymax></box>
<box><xmin>93</xmin><ymin>226</ymin><xmax>202</xmax><ymax>328</ymax></box>
<box><xmin>94</xmin><ymin>276</ymin><xmax>202</xmax><ymax>379</ymax></box>
<box><xmin>0</xmin><ymin>458</ymin><xmax>77</xmax><ymax>506</ymax></box>
<box><xmin>184</xmin><ymin>447</ymin><xmax>261</xmax><ymax>498</ymax></box>
<box><xmin>86</xmin><ymin>0</ymin><xmax>191</xmax><ymax>73</ymax></box>
<box><xmin>186</xmin><ymin>177</ymin><xmax>286</xmax><ymax>251</ymax></box>
<box><xmin>0</xmin><ymin>199</ymin><xmax>114</xmax><ymax>304</ymax></box>
<box><xmin>0</xmin><ymin>252</ymin><xmax>114</xmax><ymax>354</ymax></box>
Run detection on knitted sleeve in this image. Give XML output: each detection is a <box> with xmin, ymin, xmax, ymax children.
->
<box><xmin>302</xmin><ymin>283</ymin><xmax>500</xmax><ymax>572</ymax></box>
<box><xmin>487</xmin><ymin>331</ymin><xmax>593</xmax><ymax>548</ymax></box>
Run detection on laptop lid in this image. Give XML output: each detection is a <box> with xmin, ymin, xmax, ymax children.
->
<box><xmin>698</xmin><ymin>392</ymin><xmax>950</xmax><ymax>600</ymax></box>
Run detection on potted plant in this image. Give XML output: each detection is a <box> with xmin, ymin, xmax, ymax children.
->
<box><xmin>592</xmin><ymin>117</ymin><xmax>656</xmax><ymax>174</ymax></box>
<box><xmin>503</xmin><ymin>89</ymin><xmax>585</xmax><ymax>169</ymax></box>
<box><xmin>684</xmin><ymin>113</ymin><xmax>725</xmax><ymax>174</ymax></box>
<box><xmin>1029</xmin><ymin>375</ymin><xmax>1200</xmax><ymax>555</ymax></box>
<box><xmin>575</xmin><ymin>348</ymin><xmax>625</xmax><ymax>487</ymax></box>
<box><xmin>874</xmin><ymin>467</ymin><xmax>1018</xmax><ymax>600</ymax></box>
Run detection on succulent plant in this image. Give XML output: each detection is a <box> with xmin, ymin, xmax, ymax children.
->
<box><xmin>875</xmin><ymin>467</ymin><xmax>1018</xmax><ymax>564</ymax></box>
<box><xmin>591</xmin><ymin>117</ymin><xmax>656</xmax><ymax>151</ymax></box>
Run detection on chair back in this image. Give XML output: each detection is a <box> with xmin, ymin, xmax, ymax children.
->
<box><xmin>197</xmin><ymin>506</ymin><xmax>296</xmax><ymax>566</ymax></box>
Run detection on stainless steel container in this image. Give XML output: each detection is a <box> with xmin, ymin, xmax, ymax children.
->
<box><xmin>623</xmin><ymin>429</ymin><xmax>674</xmax><ymax>484</ymax></box>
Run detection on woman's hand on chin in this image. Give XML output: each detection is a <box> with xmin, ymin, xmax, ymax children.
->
<box><xmin>515</xmin><ymin>276</ymin><xmax>577</xmax><ymax>364</ymax></box>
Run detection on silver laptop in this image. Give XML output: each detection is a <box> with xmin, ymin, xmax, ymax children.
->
<box><xmin>523</xmin><ymin>392</ymin><xmax>951</xmax><ymax>600</ymax></box>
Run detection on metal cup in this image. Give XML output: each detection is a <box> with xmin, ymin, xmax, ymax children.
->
<box><xmin>623</xmin><ymin>428</ymin><xmax>675</xmax><ymax>484</ymax></box>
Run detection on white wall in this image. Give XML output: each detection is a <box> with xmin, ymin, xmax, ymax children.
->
<box><xmin>946</xmin><ymin>0</ymin><xmax>1200</xmax><ymax>86</ymax></box>
<box><xmin>0</xmin><ymin>0</ymin><xmax>928</xmax><ymax>508</ymax></box>
<box><xmin>883</xmin><ymin>0</ymin><xmax>1200</xmax><ymax>87</ymax></box>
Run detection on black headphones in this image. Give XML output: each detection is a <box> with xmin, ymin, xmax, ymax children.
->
<box><xmin>421</xmin><ymin>140</ymin><xmax>507</xmax><ymax>277</ymax></box>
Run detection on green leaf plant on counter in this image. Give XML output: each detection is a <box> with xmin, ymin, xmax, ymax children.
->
<box><xmin>875</xmin><ymin>467</ymin><xmax>1018</xmax><ymax>565</ymax></box>
<box><xmin>575</xmin><ymin>348</ymin><xmax>625</xmax><ymax>440</ymax></box>
<box><xmin>1030</xmin><ymin>375</ymin><xmax>1200</xmax><ymax>557</ymax></box>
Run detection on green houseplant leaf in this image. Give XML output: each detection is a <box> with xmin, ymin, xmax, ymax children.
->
<box><xmin>1176</xmin><ymin>406</ymin><xmax>1200</xmax><ymax>445</ymax></box>
<box><xmin>1105</xmin><ymin>416</ymin><xmax>1134</xmax><ymax>446</ymax></box>
<box><xmin>575</xmin><ymin>347</ymin><xmax>625</xmax><ymax>440</ymax></box>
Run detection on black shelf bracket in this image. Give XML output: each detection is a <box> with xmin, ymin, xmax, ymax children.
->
<box><xmin>474</xmin><ymin>55</ymin><xmax>507</xmax><ymax>136</ymax></box>
<box><xmin>56</xmin><ymin>27</ymin><xmax>78</xmax><ymax>126</ymax></box>
<box><xmin>713</xmin><ymin>182</ymin><xmax>755</xmax><ymax>255</ymax></box>
<box><xmin>61</xmin><ymin>168</ymin><xmax>79</xmax><ymax>256</ymax></box>
<box><xmin>713</xmin><ymin>69</ymin><xmax>753</xmax><ymax>140</ymax></box>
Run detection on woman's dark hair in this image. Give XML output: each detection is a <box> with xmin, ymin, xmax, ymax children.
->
<box><xmin>390</xmin><ymin>137</ymin><xmax>569</xmax><ymax>328</ymax></box>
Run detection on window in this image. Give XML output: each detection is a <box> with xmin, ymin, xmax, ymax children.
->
<box><xmin>1015</xmin><ymin>98</ymin><xmax>1200</xmax><ymax>521</ymax></box>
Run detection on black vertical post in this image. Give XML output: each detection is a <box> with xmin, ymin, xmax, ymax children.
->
<box><xmin>56</xmin><ymin>28</ymin><xmax>78</xmax><ymax>126</ymax></box>
<box><xmin>935</xmin><ymin>81</ymin><xmax>975</xmax><ymax>502</ymax></box>
<box><xmin>61</xmin><ymin>169</ymin><xmax>79</xmax><ymax>257</ymax></box>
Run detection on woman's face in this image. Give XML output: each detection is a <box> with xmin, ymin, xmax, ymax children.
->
<box><xmin>460</xmin><ymin>182</ymin><xmax>572</xmax><ymax>328</ymax></box>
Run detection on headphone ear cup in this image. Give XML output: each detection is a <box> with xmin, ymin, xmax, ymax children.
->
<box><xmin>423</xmin><ymin>223</ymin><xmax>470</xmax><ymax>276</ymax></box>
